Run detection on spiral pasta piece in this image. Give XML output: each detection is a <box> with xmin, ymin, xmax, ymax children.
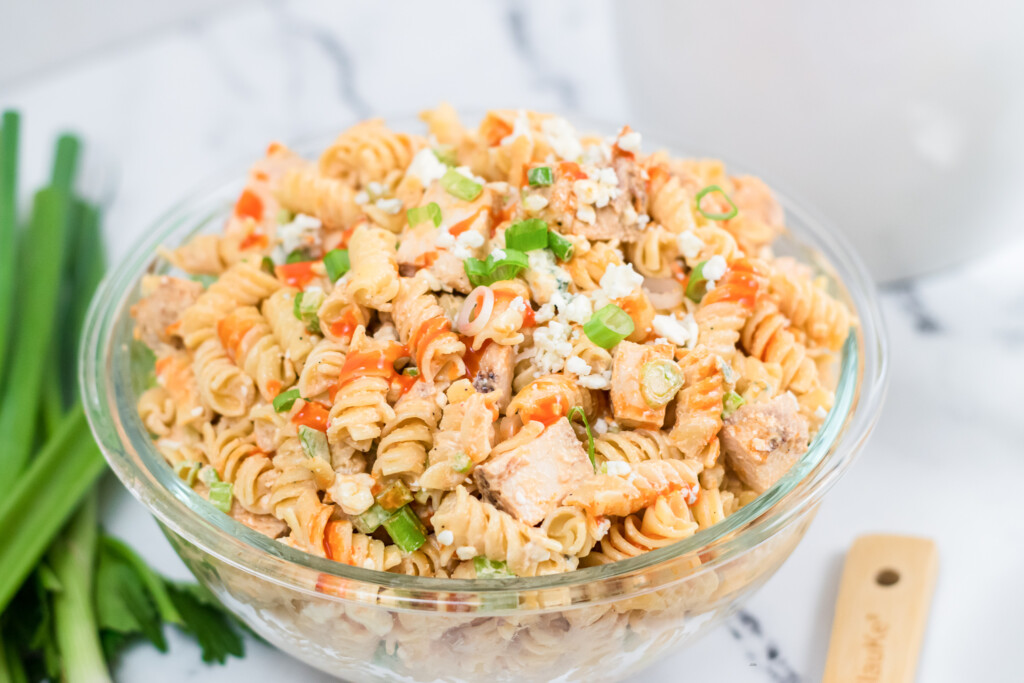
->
<box><xmin>470</xmin><ymin>279</ymin><xmax>530</xmax><ymax>349</ymax></box>
<box><xmin>317</xmin><ymin>284</ymin><xmax>371</xmax><ymax>347</ymax></box>
<box><xmin>375</xmin><ymin>383</ymin><xmax>441</xmax><ymax>482</ymax></box>
<box><xmin>274</xmin><ymin>165</ymin><xmax>361</xmax><ymax>230</ymax></box>
<box><xmin>564</xmin><ymin>459</ymin><xmax>699</xmax><ymax>518</ymax></box>
<box><xmin>319</xmin><ymin>119</ymin><xmax>422</xmax><ymax>186</ymax></box>
<box><xmin>694</xmin><ymin>258</ymin><xmax>766</xmax><ymax>361</ymax></box>
<box><xmin>326</xmin><ymin>328</ymin><xmax>396</xmax><ymax>451</ymax></box>
<box><xmin>591</xmin><ymin>491</ymin><xmax>699</xmax><ymax>563</ymax></box>
<box><xmin>345</xmin><ymin>224</ymin><xmax>401</xmax><ymax>311</ymax></box>
<box><xmin>541</xmin><ymin>506</ymin><xmax>602</xmax><ymax>558</ymax></box>
<box><xmin>507</xmin><ymin>374</ymin><xmax>596</xmax><ymax>425</ymax></box>
<box><xmin>270</xmin><ymin>453</ymin><xmax>335</xmax><ymax>556</ymax></box>
<box><xmin>646</xmin><ymin>165</ymin><xmax>698</xmax><ymax>235</ymax></box>
<box><xmin>741</xmin><ymin>299</ymin><xmax>819</xmax><ymax>394</ymax></box>
<box><xmin>564</xmin><ymin>240</ymin><xmax>623</xmax><ymax>291</ymax></box>
<box><xmin>201</xmin><ymin>419</ymin><xmax>275</xmax><ymax>515</ymax></box>
<box><xmin>392</xmin><ymin>276</ymin><xmax>465</xmax><ymax>382</ymax></box>
<box><xmin>179</xmin><ymin>261</ymin><xmax>281</xmax><ymax>350</ymax></box>
<box><xmin>193</xmin><ymin>338</ymin><xmax>256</xmax><ymax>417</ymax></box>
<box><xmin>626</xmin><ymin>224</ymin><xmax>676</xmax><ymax>278</ymax></box>
<box><xmin>593</xmin><ymin>429</ymin><xmax>679</xmax><ymax>465</ymax></box>
<box><xmin>324</xmin><ymin>520</ymin><xmax>403</xmax><ymax>571</ymax></box>
<box><xmin>769</xmin><ymin>268</ymin><xmax>851</xmax><ymax>352</ymax></box>
<box><xmin>669</xmin><ymin>346</ymin><xmax>725</xmax><ymax>462</ymax></box>
<box><xmin>431</xmin><ymin>486</ymin><xmax>564</xmax><ymax>577</ymax></box>
<box><xmin>262</xmin><ymin>288</ymin><xmax>319</xmax><ymax>373</ymax></box>
<box><xmin>138</xmin><ymin>386</ymin><xmax>175</xmax><ymax>436</ymax></box>
<box><xmin>298</xmin><ymin>339</ymin><xmax>346</xmax><ymax>399</ymax></box>
<box><xmin>217</xmin><ymin>305</ymin><xmax>295</xmax><ymax>401</ymax></box>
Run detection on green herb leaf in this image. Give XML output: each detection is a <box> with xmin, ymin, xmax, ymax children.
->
<box><xmin>95</xmin><ymin>541</ymin><xmax>167</xmax><ymax>657</ymax></box>
<box><xmin>463</xmin><ymin>248</ymin><xmax>529</xmax><ymax>288</ymax></box>
<box><xmin>406</xmin><ymin>202</ymin><xmax>442</xmax><ymax>228</ymax></box>
<box><xmin>583</xmin><ymin>304</ymin><xmax>634</xmax><ymax>349</ymax></box>
<box><xmin>547</xmin><ymin>231</ymin><xmax>574</xmax><ymax>261</ymax></box>
<box><xmin>273</xmin><ymin>388</ymin><xmax>303</xmax><ymax>413</ymax></box>
<box><xmin>567</xmin><ymin>406</ymin><xmax>596</xmax><ymax>470</ymax></box>
<box><xmin>503</xmin><ymin>219</ymin><xmax>549</xmax><ymax>252</ymax></box>
<box><xmin>165</xmin><ymin>582</ymin><xmax>245</xmax><ymax>665</ymax></box>
<box><xmin>527</xmin><ymin>166</ymin><xmax>553</xmax><ymax>187</ymax></box>
<box><xmin>440</xmin><ymin>168</ymin><xmax>482</xmax><ymax>202</ymax></box>
<box><xmin>323</xmin><ymin>248</ymin><xmax>350</xmax><ymax>282</ymax></box>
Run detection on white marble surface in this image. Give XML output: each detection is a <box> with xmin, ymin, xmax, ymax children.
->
<box><xmin>4</xmin><ymin>1</ymin><xmax>1023</xmax><ymax>681</ymax></box>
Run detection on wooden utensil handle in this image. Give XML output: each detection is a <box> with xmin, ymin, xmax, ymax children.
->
<box><xmin>823</xmin><ymin>534</ymin><xmax>938</xmax><ymax>683</ymax></box>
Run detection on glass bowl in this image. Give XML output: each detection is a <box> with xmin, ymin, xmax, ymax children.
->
<box><xmin>80</xmin><ymin>123</ymin><xmax>888</xmax><ymax>682</ymax></box>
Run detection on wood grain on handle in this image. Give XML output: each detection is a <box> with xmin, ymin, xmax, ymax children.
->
<box><xmin>823</xmin><ymin>534</ymin><xmax>938</xmax><ymax>683</ymax></box>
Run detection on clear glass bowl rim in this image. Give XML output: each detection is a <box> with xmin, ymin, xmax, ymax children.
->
<box><xmin>80</xmin><ymin>116</ymin><xmax>888</xmax><ymax>611</ymax></box>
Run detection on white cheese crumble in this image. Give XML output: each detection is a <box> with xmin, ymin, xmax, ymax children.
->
<box><xmin>565</xmin><ymin>355</ymin><xmax>591</xmax><ymax>376</ymax></box>
<box><xmin>616</xmin><ymin>130</ymin><xmax>642</xmax><ymax>154</ymax></box>
<box><xmin>533</xmin><ymin>303</ymin><xmax>555</xmax><ymax>323</ymax></box>
<box><xmin>407</xmin><ymin>147</ymin><xmax>448</xmax><ymax>186</ymax></box>
<box><xmin>363</xmin><ymin>559</ymin><xmax>377</xmax><ymax>570</ymax></box>
<box><xmin>509</xmin><ymin>296</ymin><xmax>527</xmax><ymax>314</ymax></box>
<box><xmin>434</xmin><ymin>230</ymin><xmax>455</xmax><ymax>249</ymax></box>
<box><xmin>328</xmin><ymin>474</ymin><xmax>375</xmax><ymax>516</ymax></box>
<box><xmin>437</xmin><ymin>530</ymin><xmax>455</xmax><ymax>546</ymax></box>
<box><xmin>453</xmin><ymin>230</ymin><xmax>485</xmax><ymax>260</ymax></box>
<box><xmin>501</xmin><ymin>110</ymin><xmax>533</xmax><ymax>145</ymax></box>
<box><xmin>354</xmin><ymin>190</ymin><xmax>370</xmax><ymax>205</ymax></box>
<box><xmin>541</xmin><ymin>116</ymin><xmax>583</xmax><ymax>161</ymax></box>
<box><xmin>677</xmin><ymin>231</ymin><xmax>705</xmax><ymax>261</ymax></box>
<box><xmin>604</xmin><ymin>461</ymin><xmax>632</xmax><ymax>476</ymax></box>
<box><xmin>525</xmin><ymin>249</ymin><xmax>572</xmax><ymax>304</ymax></box>
<box><xmin>562</xmin><ymin>294</ymin><xmax>593</xmax><ymax>325</ymax></box>
<box><xmin>375</xmin><ymin>197</ymin><xmax>402</xmax><ymax>214</ymax></box>
<box><xmin>683</xmin><ymin>482</ymin><xmax>699</xmax><ymax>505</ymax></box>
<box><xmin>599</xmin><ymin>262</ymin><xmax>644</xmax><ymax>299</ymax></box>
<box><xmin>490</xmin><ymin>247</ymin><xmax>507</xmax><ymax>261</ymax></box>
<box><xmin>366</xmin><ymin>181</ymin><xmax>386</xmax><ymax>198</ymax></box>
<box><xmin>532</xmin><ymin>321</ymin><xmax>573</xmax><ymax>374</ymax></box>
<box><xmin>274</xmin><ymin>213</ymin><xmax>322</xmax><ymax>263</ymax></box>
<box><xmin>703</xmin><ymin>255</ymin><xmax>728</xmax><ymax>283</ymax></box>
<box><xmin>593</xmin><ymin>418</ymin><xmax>609</xmax><ymax>435</ymax></box>
<box><xmin>581</xmin><ymin>141</ymin><xmax>612</xmax><ymax>166</ymax></box>
<box><xmin>636</xmin><ymin>213</ymin><xmax>651</xmax><ymax>229</ymax></box>
<box><xmin>523</xmin><ymin>193</ymin><xmax>549</xmax><ymax>213</ymax></box>
<box><xmin>814</xmin><ymin>406</ymin><xmax>828</xmax><ymax>420</ymax></box>
<box><xmin>575</xmin><ymin>204</ymin><xmax>596</xmax><ymax>225</ymax></box>
<box><xmin>455</xmin><ymin>546</ymin><xmax>478</xmax><ymax>561</ymax></box>
<box><xmin>651</xmin><ymin>313</ymin><xmax>699</xmax><ymax>348</ymax></box>
<box><xmin>454</xmin><ymin>165</ymin><xmax>486</xmax><ymax>185</ymax></box>
<box><xmin>578</xmin><ymin>370</ymin><xmax>611</xmax><ymax>390</ymax></box>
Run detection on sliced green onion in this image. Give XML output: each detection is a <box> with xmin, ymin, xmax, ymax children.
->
<box><xmin>527</xmin><ymin>166</ymin><xmax>553</xmax><ymax>187</ymax></box>
<box><xmin>273</xmin><ymin>388</ymin><xmax>302</xmax><ymax>413</ymax></box>
<box><xmin>198</xmin><ymin>466</ymin><xmax>221</xmax><ymax>487</ymax></box>
<box><xmin>173</xmin><ymin>460</ymin><xmax>202</xmax><ymax>487</ymax></box>
<box><xmin>286</xmin><ymin>248</ymin><xmax>311</xmax><ymax>264</ymax></box>
<box><xmin>353</xmin><ymin>503</ymin><xmax>390</xmax><ymax>534</ymax></box>
<box><xmin>323</xmin><ymin>248</ymin><xmax>351</xmax><ymax>283</ymax></box>
<box><xmin>402</xmin><ymin>366</ymin><xmax>420</xmax><ymax>377</ymax></box>
<box><xmin>504</xmin><ymin>219</ymin><xmax>549</xmax><ymax>252</ymax></box>
<box><xmin>440</xmin><ymin>168</ymin><xmax>482</xmax><ymax>202</ymax></box>
<box><xmin>406</xmin><ymin>202</ymin><xmax>442</xmax><ymax>228</ymax></box>
<box><xmin>433</xmin><ymin>146</ymin><xmax>458</xmax><ymax>167</ymax></box>
<box><xmin>452</xmin><ymin>451</ymin><xmax>472</xmax><ymax>474</ymax></box>
<box><xmin>298</xmin><ymin>425</ymin><xmax>330</xmax><ymax>461</ymax></box>
<box><xmin>695</xmin><ymin>185</ymin><xmax>739</xmax><ymax>221</ymax></box>
<box><xmin>260</xmin><ymin>256</ymin><xmax>276</xmax><ymax>275</ymax></box>
<box><xmin>685</xmin><ymin>260</ymin><xmax>709</xmax><ymax>303</ymax></box>
<box><xmin>382</xmin><ymin>505</ymin><xmax>427</xmax><ymax>553</ymax></box>
<box><xmin>583</xmin><ymin>304</ymin><xmax>634</xmax><ymax>349</ymax></box>
<box><xmin>464</xmin><ymin>248</ymin><xmax>529</xmax><ymax>288</ymax></box>
<box><xmin>567</xmin><ymin>406</ymin><xmax>596</xmax><ymax>470</ymax></box>
<box><xmin>722</xmin><ymin>391</ymin><xmax>746</xmax><ymax>419</ymax></box>
<box><xmin>547</xmin><ymin>231</ymin><xmax>574</xmax><ymax>261</ymax></box>
<box><xmin>208</xmin><ymin>481</ymin><xmax>233</xmax><ymax>513</ymax></box>
<box><xmin>640</xmin><ymin>359</ymin><xmax>684</xmax><ymax>408</ymax></box>
<box><xmin>276</xmin><ymin>208</ymin><xmax>294</xmax><ymax>224</ymax></box>
<box><xmin>375</xmin><ymin>480</ymin><xmax>413</xmax><ymax>511</ymax></box>
<box><xmin>293</xmin><ymin>289</ymin><xmax>324</xmax><ymax>333</ymax></box>
<box><xmin>473</xmin><ymin>557</ymin><xmax>513</xmax><ymax>578</ymax></box>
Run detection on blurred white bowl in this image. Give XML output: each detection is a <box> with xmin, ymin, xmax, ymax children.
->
<box><xmin>615</xmin><ymin>0</ymin><xmax>1024</xmax><ymax>281</ymax></box>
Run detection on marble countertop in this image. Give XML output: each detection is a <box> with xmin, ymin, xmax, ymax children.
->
<box><xmin>4</xmin><ymin>1</ymin><xmax>1022</xmax><ymax>681</ymax></box>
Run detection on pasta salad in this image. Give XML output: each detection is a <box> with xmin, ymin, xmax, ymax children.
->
<box><xmin>132</xmin><ymin>107</ymin><xmax>852</xmax><ymax>579</ymax></box>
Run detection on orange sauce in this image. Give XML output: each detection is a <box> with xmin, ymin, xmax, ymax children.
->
<box><xmin>493</xmin><ymin>288</ymin><xmax>536</xmax><ymax>328</ymax></box>
<box><xmin>252</xmin><ymin>170</ymin><xmax>269</xmax><ymax>182</ymax></box>
<box><xmin>338</xmin><ymin>223</ymin><xmax>359</xmax><ymax>248</ymax></box>
<box><xmin>449</xmin><ymin>209</ymin><xmax>485</xmax><ymax>237</ymax></box>
<box><xmin>611</xmin><ymin>125</ymin><xmax>637</xmax><ymax>160</ymax></box>
<box><xmin>266</xmin><ymin>141</ymin><xmax>284</xmax><ymax>156</ymax></box>
<box><xmin>461</xmin><ymin>338</ymin><xmax>492</xmax><ymax>378</ymax></box>
<box><xmin>234</xmin><ymin>188</ymin><xmax>264</xmax><ymax>222</ymax></box>
<box><xmin>521</xmin><ymin>392</ymin><xmax>569</xmax><ymax>427</ymax></box>
<box><xmin>216</xmin><ymin>314</ymin><xmax>256</xmax><ymax>361</ymax></box>
<box><xmin>265</xmin><ymin>379</ymin><xmax>282</xmax><ymax>398</ymax></box>
<box><xmin>328</xmin><ymin>306</ymin><xmax>361</xmax><ymax>341</ymax></box>
<box><xmin>483</xmin><ymin>118</ymin><xmax>513</xmax><ymax>147</ymax></box>
<box><xmin>335</xmin><ymin>341</ymin><xmax>408</xmax><ymax>389</ymax></box>
<box><xmin>410</xmin><ymin>317</ymin><xmax>450</xmax><ymax>372</ymax></box>
<box><xmin>703</xmin><ymin>259</ymin><xmax>762</xmax><ymax>309</ymax></box>
<box><xmin>275</xmin><ymin>261</ymin><xmax>319</xmax><ymax>289</ymax></box>
<box><xmin>239</xmin><ymin>231</ymin><xmax>268</xmax><ymax>251</ymax></box>
<box><xmin>292</xmin><ymin>401</ymin><xmax>330</xmax><ymax>432</ymax></box>
<box><xmin>392</xmin><ymin>373</ymin><xmax>419</xmax><ymax>397</ymax></box>
<box><xmin>557</xmin><ymin>161</ymin><xmax>588</xmax><ymax>181</ymax></box>
<box><xmin>646</xmin><ymin>164</ymin><xmax>670</xmax><ymax>193</ymax></box>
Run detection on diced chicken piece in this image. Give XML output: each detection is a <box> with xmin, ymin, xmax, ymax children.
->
<box><xmin>459</xmin><ymin>392</ymin><xmax>497</xmax><ymax>464</ymax></box>
<box><xmin>131</xmin><ymin>275</ymin><xmax>204</xmax><ymax>353</ymax></box>
<box><xmin>474</xmin><ymin>419</ymin><xmax>593</xmax><ymax>526</ymax></box>
<box><xmin>430</xmin><ymin>251</ymin><xmax>473</xmax><ymax>294</ymax></box>
<box><xmin>231</xmin><ymin>504</ymin><xmax>289</xmax><ymax>538</ymax></box>
<box><xmin>720</xmin><ymin>393</ymin><xmax>809</xmax><ymax>493</ymax></box>
<box><xmin>612</xmin><ymin>156</ymin><xmax>648</xmax><ymax>218</ymax></box>
<box><xmin>470</xmin><ymin>343</ymin><xmax>514</xmax><ymax>412</ymax></box>
<box><xmin>610</xmin><ymin>341</ymin><xmax>676</xmax><ymax>429</ymax></box>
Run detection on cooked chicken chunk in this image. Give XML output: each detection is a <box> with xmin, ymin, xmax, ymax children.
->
<box><xmin>470</xmin><ymin>343</ymin><xmax>514</xmax><ymax>412</ymax></box>
<box><xmin>610</xmin><ymin>341</ymin><xmax>676</xmax><ymax>429</ymax></box>
<box><xmin>474</xmin><ymin>419</ymin><xmax>593</xmax><ymax>526</ymax></box>
<box><xmin>131</xmin><ymin>275</ymin><xmax>203</xmax><ymax>353</ymax></box>
<box><xmin>720</xmin><ymin>393</ymin><xmax>809</xmax><ymax>493</ymax></box>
